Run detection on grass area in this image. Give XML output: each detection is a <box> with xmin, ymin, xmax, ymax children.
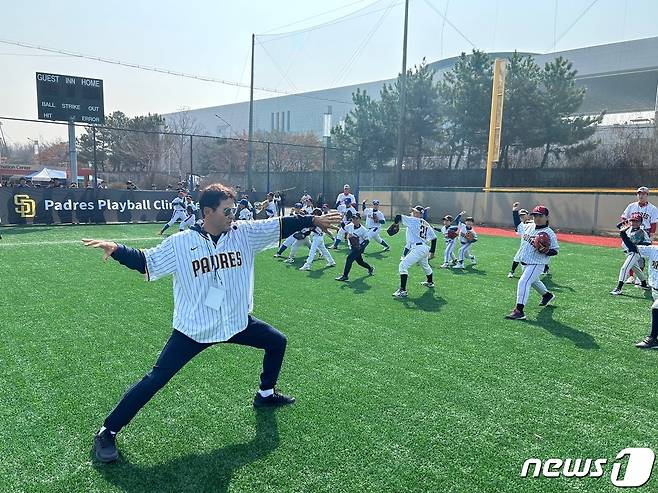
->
<box><xmin>1</xmin><ymin>223</ymin><xmax>657</xmax><ymax>492</ymax></box>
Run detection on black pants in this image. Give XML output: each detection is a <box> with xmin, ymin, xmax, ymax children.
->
<box><xmin>343</xmin><ymin>243</ymin><xmax>372</xmax><ymax>277</ymax></box>
<box><xmin>104</xmin><ymin>316</ymin><xmax>287</xmax><ymax>433</ymax></box>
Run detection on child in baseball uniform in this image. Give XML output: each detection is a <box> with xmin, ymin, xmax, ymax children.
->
<box><xmin>179</xmin><ymin>196</ymin><xmax>199</xmax><ymax>231</ymax></box>
<box><xmin>331</xmin><ymin>198</ymin><xmax>357</xmax><ymax>249</ymax></box>
<box><xmin>302</xmin><ymin>197</ymin><xmax>314</xmax><ymax>215</ymax></box>
<box><xmin>159</xmin><ymin>190</ymin><xmax>188</xmax><ymax>235</ymax></box>
<box><xmin>453</xmin><ymin>217</ymin><xmax>478</xmax><ymax>269</ymax></box>
<box><xmin>300</xmin><ymin>208</ymin><xmax>336</xmax><ymax>270</ymax></box>
<box><xmin>237</xmin><ymin>199</ymin><xmax>254</xmax><ymax>221</ymax></box>
<box><xmin>620</xmin><ymin>223</ymin><xmax>658</xmax><ymax>348</ymax></box>
<box><xmin>508</xmin><ymin>202</ymin><xmax>531</xmax><ymax>278</ymax></box>
<box><xmin>392</xmin><ymin>206</ymin><xmax>438</xmax><ymax>298</ymax></box>
<box><xmin>335</xmin><ymin>213</ymin><xmax>374</xmax><ymax>281</ymax></box>
<box><xmin>611</xmin><ymin>212</ymin><xmax>650</xmax><ymax>294</ymax></box>
<box><xmin>506</xmin><ymin>205</ymin><xmax>559</xmax><ymax>320</ymax></box>
<box><xmin>619</xmin><ymin>222</ymin><xmax>658</xmax><ymax>349</ymax></box>
<box><xmin>273</xmin><ymin>203</ymin><xmax>309</xmax><ymax>262</ymax></box>
<box><xmin>437</xmin><ymin>211</ymin><xmax>464</xmax><ymax>268</ymax></box>
<box><xmin>362</xmin><ymin>199</ymin><xmax>390</xmax><ymax>252</ymax></box>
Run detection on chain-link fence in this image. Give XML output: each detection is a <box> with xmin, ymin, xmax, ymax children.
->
<box><xmin>396</xmin><ymin>124</ymin><xmax>658</xmax><ymax>172</ymax></box>
<box><xmin>2</xmin><ymin>117</ymin><xmax>658</xmax><ymax>195</ymax></box>
<box><xmin>0</xmin><ymin>117</ymin><xmax>361</xmax><ymax>202</ymax></box>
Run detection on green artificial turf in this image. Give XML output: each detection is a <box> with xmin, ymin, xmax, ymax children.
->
<box><xmin>1</xmin><ymin>223</ymin><xmax>657</xmax><ymax>492</ymax></box>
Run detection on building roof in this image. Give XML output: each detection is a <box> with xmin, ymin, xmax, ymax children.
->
<box><xmin>166</xmin><ymin>37</ymin><xmax>658</xmax><ymax>137</ymax></box>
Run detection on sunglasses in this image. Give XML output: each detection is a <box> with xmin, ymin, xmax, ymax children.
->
<box><xmin>223</xmin><ymin>206</ymin><xmax>237</xmax><ymax>217</ymax></box>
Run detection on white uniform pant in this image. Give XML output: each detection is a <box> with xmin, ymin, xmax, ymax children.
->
<box><xmin>368</xmin><ymin>227</ymin><xmax>385</xmax><ymax>244</ymax></box>
<box><xmin>652</xmin><ymin>288</ymin><xmax>658</xmax><ymax>308</ymax></box>
<box><xmin>619</xmin><ymin>252</ymin><xmax>647</xmax><ymax>283</ymax></box>
<box><xmin>303</xmin><ymin>234</ymin><xmax>334</xmax><ymax>267</ymax></box>
<box><xmin>336</xmin><ymin>225</ymin><xmax>348</xmax><ymax>242</ymax></box>
<box><xmin>516</xmin><ymin>264</ymin><xmax>549</xmax><ymax>305</ymax></box>
<box><xmin>399</xmin><ymin>244</ymin><xmax>432</xmax><ymax>275</ymax></box>
<box><xmin>457</xmin><ymin>242</ymin><xmax>473</xmax><ymax>263</ymax></box>
<box><xmin>282</xmin><ymin>234</ymin><xmax>298</xmax><ymax>248</ymax></box>
<box><xmin>180</xmin><ymin>213</ymin><xmax>196</xmax><ymax>230</ymax></box>
<box><xmin>444</xmin><ymin>239</ymin><xmax>457</xmax><ymax>264</ymax></box>
<box><xmin>165</xmin><ymin>210</ymin><xmax>187</xmax><ymax>228</ymax></box>
<box><xmin>288</xmin><ymin>238</ymin><xmax>308</xmax><ymax>258</ymax></box>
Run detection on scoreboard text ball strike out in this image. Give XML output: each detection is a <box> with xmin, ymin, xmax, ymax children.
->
<box><xmin>36</xmin><ymin>72</ymin><xmax>105</xmax><ymax>124</ymax></box>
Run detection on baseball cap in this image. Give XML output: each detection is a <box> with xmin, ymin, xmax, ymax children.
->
<box><xmin>373</xmin><ymin>199</ymin><xmax>380</xmax><ymax>205</ymax></box>
<box><xmin>443</xmin><ymin>215</ymin><xmax>453</xmax><ymax>221</ymax></box>
<box><xmin>351</xmin><ymin>212</ymin><xmax>361</xmax><ymax>219</ymax></box>
<box><xmin>267</xmin><ymin>191</ymin><xmax>274</xmax><ymax>196</ymax></box>
<box><xmin>294</xmin><ymin>202</ymin><xmax>303</xmax><ymax>208</ymax></box>
<box><xmin>412</xmin><ymin>205</ymin><xmax>424</xmax><ymax>213</ymax></box>
<box><xmin>344</xmin><ymin>184</ymin><xmax>350</xmax><ymax>189</ymax></box>
<box><xmin>637</xmin><ymin>186</ymin><xmax>650</xmax><ymax>194</ymax></box>
<box><xmin>519</xmin><ymin>209</ymin><xmax>529</xmax><ymax>215</ymax></box>
<box><xmin>630</xmin><ymin>212</ymin><xmax>643</xmax><ymax>221</ymax></box>
<box><xmin>239</xmin><ymin>199</ymin><xmax>249</xmax><ymax>206</ymax></box>
<box><xmin>322</xmin><ymin>203</ymin><xmax>329</xmax><ymax>208</ymax></box>
<box><xmin>530</xmin><ymin>205</ymin><xmax>549</xmax><ymax>216</ymax></box>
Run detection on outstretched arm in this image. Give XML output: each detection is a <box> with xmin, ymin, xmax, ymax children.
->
<box><xmin>620</xmin><ymin>228</ymin><xmax>638</xmax><ymax>253</ymax></box>
<box><xmin>82</xmin><ymin>239</ymin><xmax>146</xmax><ymax>273</ymax></box>
<box><xmin>512</xmin><ymin>202</ymin><xmax>521</xmax><ymax>228</ymax></box>
<box><xmin>452</xmin><ymin>212</ymin><xmax>464</xmax><ymax>226</ymax></box>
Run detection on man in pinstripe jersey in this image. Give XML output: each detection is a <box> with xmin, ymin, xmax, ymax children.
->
<box><xmin>83</xmin><ymin>183</ymin><xmax>341</xmax><ymax>463</ymax></box>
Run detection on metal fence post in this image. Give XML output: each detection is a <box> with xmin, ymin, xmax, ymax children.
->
<box><xmin>189</xmin><ymin>134</ymin><xmax>193</xmax><ymax>191</ymax></box>
<box><xmin>267</xmin><ymin>142</ymin><xmax>271</xmax><ymax>193</ymax></box>
<box><xmin>92</xmin><ymin>126</ymin><xmax>98</xmax><ymax>189</ymax></box>
<box><xmin>322</xmin><ymin>146</ymin><xmax>326</xmax><ymax>206</ymax></box>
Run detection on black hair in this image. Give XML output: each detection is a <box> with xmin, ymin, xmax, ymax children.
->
<box><xmin>199</xmin><ymin>183</ymin><xmax>236</xmax><ymax>217</ymax></box>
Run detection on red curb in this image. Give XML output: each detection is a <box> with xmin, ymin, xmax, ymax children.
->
<box><xmin>477</xmin><ymin>226</ymin><xmax>620</xmax><ymax>248</ymax></box>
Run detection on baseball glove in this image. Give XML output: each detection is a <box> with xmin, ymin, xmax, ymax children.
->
<box><xmin>387</xmin><ymin>223</ymin><xmax>400</xmax><ymax>236</ymax></box>
<box><xmin>447</xmin><ymin>228</ymin><xmax>458</xmax><ymax>239</ymax></box>
<box><xmin>349</xmin><ymin>236</ymin><xmax>360</xmax><ymax>249</ymax></box>
<box><xmin>629</xmin><ymin>228</ymin><xmax>648</xmax><ymax>245</ymax></box>
<box><xmin>533</xmin><ymin>231</ymin><xmax>551</xmax><ymax>253</ymax></box>
<box><xmin>465</xmin><ymin>231</ymin><xmax>475</xmax><ymax>242</ymax></box>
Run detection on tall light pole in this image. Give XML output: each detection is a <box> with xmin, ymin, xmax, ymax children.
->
<box><xmin>247</xmin><ymin>33</ymin><xmax>255</xmax><ymax>191</ymax></box>
<box><xmin>323</xmin><ymin>106</ymin><xmax>332</xmax><ymax>204</ymax></box>
<box><xmin>27</xmin><ymin>138</ymin><xmax>40</xmax><ymax>165</ymax></box>
<box><xmin>395</xmin><ymin>0</ymin><xmax>410</xmax><ymax>186</ymax></box>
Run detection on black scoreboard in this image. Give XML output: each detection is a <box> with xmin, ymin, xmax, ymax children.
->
<box><xmin>36</xmin><ymin>72</ymin><xmax>105</xmax><ymax>124</ymax></box>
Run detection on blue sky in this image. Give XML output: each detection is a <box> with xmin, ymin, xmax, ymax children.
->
<box><xmin>1</xmin><ymin>0</ymin><xmax>657</xmax><ymax>144</ymax></box>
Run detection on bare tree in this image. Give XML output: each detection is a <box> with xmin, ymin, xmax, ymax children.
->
<box><xmin>165</xmin><ymin>110</ymin><xmax>203</xmax><ymax>178</ymax></box>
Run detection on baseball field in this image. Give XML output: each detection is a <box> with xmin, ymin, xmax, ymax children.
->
<box><xmin>1</xmin><ymin>223</ymin><xmax>657</xmax><ymax>492</ymax></box>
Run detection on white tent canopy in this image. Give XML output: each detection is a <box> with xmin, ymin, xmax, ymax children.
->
<box><xmin>26</xmin><ymin>168</ymin><xmax>67</xmax><ymax>182</ymax></box>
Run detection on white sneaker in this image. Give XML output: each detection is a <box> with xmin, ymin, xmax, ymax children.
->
<box><xmin>284</xmin><ymin>258</ymin><xmax>295</xmax><ymax>264</ymax></box>
<box><xmin>299</xmin><ymin>265</ymin><xmax>311</xmax><ymax>271</ymax></box>
<box><xmin>327</xmin><ymin>262</ymin><xmax>336</xmax><ymax>267</ymax></box>
<box><xmin>625</xmin><ymin>276</ymin><xmax>636</xmax><ymax>285</ymax></box>
<box><xmin>392</xmin><ymin>289</ymin><xmax>408</xmax><ymax>298</ymax></box>
<box><xmin>421</xmin><ymin>281</ymin><xmax>435</xmax><ymax>288</ymax></box>
<box><xmin>470</xmin><ymin>258</ymin><xmax>477</xmax><ymax>265</ymax></box>
<box><xmin>452</xmin><ymin>263</ymin><xmax>465</xmax><ymax>269</ymax></box>
<box><xmin>507</xmin><ymin>272</ymin><xmax>515</xmax><ymax>278</ymax></box>
<box><xmin>440</xmin><ymin>263</ymin><xmax>450</xmax><ymax>268</ymax></box>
